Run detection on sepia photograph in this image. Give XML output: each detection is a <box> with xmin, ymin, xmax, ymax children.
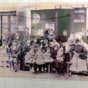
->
<box><xmin>0</xmin><ymin>1</ymin><xmax>88</xmax><ymax>82</ymax></box>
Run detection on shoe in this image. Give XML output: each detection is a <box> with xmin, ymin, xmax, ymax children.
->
<box><xmin>15</xmin><ymin>70</ymin><xmax>18</xmax><ymax>72</ymax></box>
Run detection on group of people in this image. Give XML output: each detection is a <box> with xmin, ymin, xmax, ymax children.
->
<box><xmin>6</xmin><ymin>37</ymin><xmax>72</xmax><ymax>75</ymax></box>
<box><xmin>4</xmin><ymin>29</ymin><xmax>88</xmax><ymax>76</ymax></box>
<box><xmin>6</xmin><ymin>30</ymin><xmax>29</xmax><ymax>72</ymax></box>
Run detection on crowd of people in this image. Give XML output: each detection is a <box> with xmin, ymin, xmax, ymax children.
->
<box><xmin>4</xmin><ymin>29</ymin><xmax>88</xmax><ymax>76</ymax></box>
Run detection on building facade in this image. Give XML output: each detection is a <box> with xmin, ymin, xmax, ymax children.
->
<box><xmin>0</xmin><ymin>4</ymin><xmax>87</xmax><ymax>44</ymax></box>
<box><xmin>0</xmin><ymin>11</ymin><xmax>16</xmax><ymax>44</ymax></box>
<box><xmin>31</xmin><ymin>8</ymin><xmax>86</xmax><ymax>37</ymax></box>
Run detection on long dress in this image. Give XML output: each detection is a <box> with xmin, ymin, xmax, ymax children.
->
<box><xmin>25</xmin><ymin>49</ymin><xmax>34</xmax><ymax>64</ymax></box>
<box><xmin>70</xmin><ymin>52</ymin><xmax>88</xmax><ymax>72</ymax></box>
<box><xmin>44</xmin><ymin>52</ymin><xmax>53</xmax><ymax>63</ymax></box>
<box><xmin>35</xmin><ymin>50</ymin><xmax>45</xmax><ymax>65</ymax></box>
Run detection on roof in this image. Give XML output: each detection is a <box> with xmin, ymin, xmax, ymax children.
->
<box><xmin>0</xmin><ymin>2</ymin><xmax>88</xmax><ymax>11</ymax></box>
<box><xmin>24</xmin><ymin>2</ymin><xmax>88</xmax><ymax>10</ymax></box>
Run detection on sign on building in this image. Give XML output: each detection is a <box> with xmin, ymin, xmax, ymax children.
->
<box><xmin>73</xmin><ymin>8</ymin><xmax>86</xmax><ymax>23</ymax></box>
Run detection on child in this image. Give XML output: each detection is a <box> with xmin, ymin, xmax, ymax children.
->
<box><xmin>44</xmin><ymin>48</ymin><xmax>53</xmax><ymax>72</ymax></box>
<box><xmin>25</xmin><ymin>47</ymin><xmax>35</xmax><ymax>72</ymax></box>
<box><xmin>34</xmin><ymin>47</ymin><xmax>45</xmax><ymax>72</ymax></box>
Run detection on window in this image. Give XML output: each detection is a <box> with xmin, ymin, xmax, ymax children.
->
<box><xmin>11</xmin><ymin>16</ymin><xmax>16</xmax><ymax>24</ymax></box>
<box><xmin>18</xmin><ymin>11</ymin><xmax>26</xmax><ymax>25</ymax></box>
<box><xmin>10</xmin><ymin>16</ymin><xmax>16</xmax><ymax>32</ymax></box>
<box><xmin>32</xmin><ymin>13</ymin><xmax>40</xmax><ymax>23</ymax></box>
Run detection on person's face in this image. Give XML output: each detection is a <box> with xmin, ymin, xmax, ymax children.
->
<box><xmin>47</xmin><ymin>48</ymin><xmax>50</xmax><ymax>53</ymax></box>
<box><xmin>13</xmin><ymin>42</ymin><xmax>17</xmax><ymax>46</ymax></box>
<box><xmin>49</xmin><ymin>30</ymin><xmax>54</xmax><ymax>35</ymax></box>
<box><xmin>40</xmin><ymin>40</ymin><xmax>43</xmax><ymax>43</ymax></box>
<box><xmin>49</xmin><ymin>42</ymin><xmax>53</xmax><ymax>47</ymax></box>
<box><xmin>38</xmin><ymin>49</ymin><xmax>41</xmax><ymax>52</ymax></box>
<box><xmin>54</xmin><ymin>46</ymin><xmax>58</xmax><ymax>50</ymax></box>
<box><xmin>44</xmin><ymin>39</ymin><xmax>48</xmax><ymax>44</ymax></box>
<box><xmin>77</xmin><ymin>41</ymin><xmax>80</xmax><ymax>45</ymax></box>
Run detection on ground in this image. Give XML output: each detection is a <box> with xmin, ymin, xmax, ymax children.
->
<box><xmin>0</xmin><ymin>44</ymin><xmax>88</xmax><ymax>81</ymax></box>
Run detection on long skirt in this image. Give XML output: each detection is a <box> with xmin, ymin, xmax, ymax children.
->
<box><xmin>70</xmin><ymin>54</ymin><xmax>87</xmax><ymax>72</ymax></box>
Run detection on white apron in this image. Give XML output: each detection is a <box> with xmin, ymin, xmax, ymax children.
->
<box><xmin>70</xmin><ymin>52</ymin><xmax>88</xmax><ymax>72</ymax></box>
<box><xmin>56</xmin><ymin>47</ymin><xmax>64</xmax><ymax>62</ymax></box>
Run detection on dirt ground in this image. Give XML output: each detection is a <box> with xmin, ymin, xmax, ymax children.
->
<box><xmin>0</xmin><ymin>47</ymin><xmax>88</xmax><ymax>81</ymax></box>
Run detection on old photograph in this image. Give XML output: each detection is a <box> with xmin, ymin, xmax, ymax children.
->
<box><xmin>0</xmin><ymin>2</ymin><xmax>88</xmax><ymax>81</ymax></box>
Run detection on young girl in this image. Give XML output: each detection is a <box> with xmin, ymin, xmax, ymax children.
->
<box><xmin>34</xmin><ymin>47</ymin><xmax>45</xmax><ymax>72</ymax></box>
<box><xmin>25</xmin><ymin>46</ymin><xmax>35</xmax><ymax>72</ymax></box>
<box><xmin>44</xmin><ymin>48</ymin><xmax>53</xmax><ymax>72</ymax></box>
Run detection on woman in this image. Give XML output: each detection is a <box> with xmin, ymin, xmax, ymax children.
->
<box><xmin>70</xmin><ymin>42</ymin><xmax>88</xmax><ymax>75</ymax></box>
<box><xmin>56</xmin><ymin>45</ymin><xmax>64</xmax><ymax>74</ymax></box>
<box><xmin>70</xmin><ymin>51</ymin><xmax>88</xmax><ymax>73</ymax></box>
